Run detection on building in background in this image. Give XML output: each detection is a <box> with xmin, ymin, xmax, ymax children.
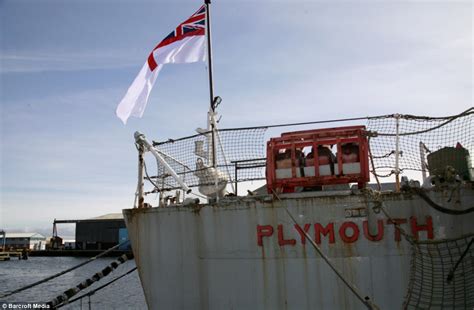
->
<box><xmin>4</xmin><ymin>233</ymin><xmax>46</xmax><ymax>250</ymax></box>
<box><xmin>54</xmin><ymin>213</ymin><xmax>129</xmax><ymax>250</ymax></box>
<box><xmin>76</xmin><ymin>213</ymin><xmax>126</xmax><ymax>250</ymax></box>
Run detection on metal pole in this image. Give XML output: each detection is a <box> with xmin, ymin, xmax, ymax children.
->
<box><xmin>52</xmin><ymin>220</ymin><xmax>57</xmax><ymax>237</ymax></box>
<box><xmin>205</xmin><ymin>0</ymin><xmax>217</xmax><ymax>169</ymax></box>
<box><xmin>137</xmin><ymin>145</ymin><xmax>145</xmax><ymax>208</ymax></box>
<box><xmin>394</xmin><ymin>114</ymin><xmax>400</xmax><ymax>192</ymax></box>
<box><xmin>210</xmin><ymin>113</ymin><xmax>219</xmax><ymax>202</ymax></box>
<box><xmin>0</xmin><ymin>230</ymin><xmax>5</xmax><ymax>251</ymax></box>
<box><xmin>234</xmin><ymin>164</ymin><xmax>238</xmax><ymax>195</ymax></box>
<box><xmin>419</xmin><ymin>142</ymin><xmax>427</xmax><ymax>182</ymax></box>
<box><xmin>205</xmin><ymin>0</ymin><xmax>214</xmax><ymax>114</ymax></box>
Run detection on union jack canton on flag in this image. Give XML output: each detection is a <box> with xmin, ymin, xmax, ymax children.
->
<box><xmin>148</xmin><ymin>5</ymin><xmax>206</xmax><ymax>71</ymax></box>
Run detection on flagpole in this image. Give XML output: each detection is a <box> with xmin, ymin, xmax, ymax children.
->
<box><xmin>205</xmin><ymin>0</ymin><xmax>217</xmax><ymax>169</ymax></box>
<box><xmin>205</xmin><ymin>0</ymin><xmax>214</xmax><ymax>112</ymax></box>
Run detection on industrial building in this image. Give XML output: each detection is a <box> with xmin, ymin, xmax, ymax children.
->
<box><xmin>54</xmin><ymin>213</ymin><xmax>129</xmax><ymax>250</ymax></box>
<box><xmin>3</xmin><ymin>232</ymin><xmax>47</xmax><ymax>250</ymax></box>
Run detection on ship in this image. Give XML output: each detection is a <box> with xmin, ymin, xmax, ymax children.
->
<box><xmin>115</xmin><ymin>2</ymin><xmax>473</xmax><ymax>308</ymax></box>
<box><xmin>123</xmin><ymin>107</ymin><xmax>474</xmax><ymax>309</ymax></box>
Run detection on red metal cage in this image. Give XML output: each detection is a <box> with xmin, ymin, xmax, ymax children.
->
<box><xmin>266</xmin><ymin>125</ymin><xmax>370</xmax><ymax>193</ymax></box>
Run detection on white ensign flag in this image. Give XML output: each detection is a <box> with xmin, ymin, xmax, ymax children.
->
<box><xmin>116</xmin><ymin>5</ymin><xmax>206</xmax><ymax>124</ymax></box>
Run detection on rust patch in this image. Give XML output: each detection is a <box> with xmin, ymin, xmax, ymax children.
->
<box><xmin>190</xmin><ymin>204</ymin><xmax>204</xmax><ymax>214</ymax></box>
<box><xmin>342</xmin><ymin>242</ymin><xmax>354</xmax><ymax>257</ymax></box>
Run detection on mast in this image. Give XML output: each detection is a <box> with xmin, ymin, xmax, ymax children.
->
<box><xmin>205</xmin><ymin>0</ymin><xmax>217</xmax><ymax>168</ymax></box>
<box><xmin>205</xmin><ymin>0</ymin><xmax>215</xmax><ymax>113</ymax></box>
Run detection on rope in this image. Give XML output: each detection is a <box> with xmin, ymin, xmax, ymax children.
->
<box><xmin>404</xmin><ymin>186</ymin><xmax>474</xmax><ymax>215</ymax></box>
<box><xmin>374</xmin><ymin>107</ymin><xmax>473</xmax><ymax>137</ymax></box>
<box><xmin>370</xmin><ymin>151</ymin><xmax>395</xmax><ymax>159</ymax></box>
<box><xmin>398</xmin><ymin>107</ymin><xmax>473</xmax><ymax>121</ymax></box>
<box><xmin>371</xmin><ymin>171</ymin><xmax>396</xmax><ymax>178</ymax></box>
<box><xmin>47</xmin><ymin>253</ymin><xmax>134</xmax><ymax>308</ymax></box>
<box><xmin>231</xmin><ymin>115</ymin><xmax>372</xmax><ymax>130</ymax></box>
<box><xmin>143</xmin><ymin>158</ymin><xmax>162</xmax><ymax>192</ymax></box>
<box><xmin>153</xmin><ymin>115</ymin><xmax>374</xmax><ymax>145</ymax></box>
<box><xmin>0</xmin><ymin>240</ymin><xmax>130</xmax><ymax>299</ymax></box>
<box><xmin>367</xmin><ymin>108</ymin><xmax>474</xmax><ymax>121</ymax></box>
<box><xmin>352</xmin><ymin>187</ymin><xmax>474</xmax><ymax>308</ymax></box>
<box><xmin>362</xmin><ymin>188</ymin><xmax>415</xmax><ymax>245</ymax></box>
<box><xmin>271</xmin><ymin>190</ymin><xmax>380</xmax><ymax>310</ymax></box>
<box><xmin>56</xmin><ymin>267</ymin><xmax>138</xmax><ymax>308</ymax></box>
<box><xmin>364</xmin><ymin>185</ymin><xmax>473</xmax><ymax>245</ymax></box>
<box><xmin>151</xmin><ymin>108</ymin><xmax>473</xmax><ymax>145</ymax></box>
<box><xmin>447</xmin><ymin>237</ymin><xmax>474</xmax><ymax>283</ymax></box>
<box><xmin>403</xmin><ymin>234</ymin><xmax>474</xmax><ymax>309</ymax></box>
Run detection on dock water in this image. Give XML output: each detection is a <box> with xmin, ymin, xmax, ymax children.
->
<box><xmin>0</xmin><ymin>256</ymin><xmax>146</xmax><ymax>309</ymax></box>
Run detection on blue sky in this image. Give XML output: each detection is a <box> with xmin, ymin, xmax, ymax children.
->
<box><xmin>1</xmin><ymin>0</ymin><xmax>472</xmax><ymax>231</ymax></box>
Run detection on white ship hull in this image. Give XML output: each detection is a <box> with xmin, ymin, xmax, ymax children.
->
<box><xmin>123</xmin><ymin>188</ymin><xmax>474</xmax><ymax>309</ymax></box>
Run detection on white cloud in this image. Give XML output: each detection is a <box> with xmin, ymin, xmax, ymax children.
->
<box><xmin>0</xmin><ymin>50</ymin><xmax>140</xmax><ymax>73</ymax></box>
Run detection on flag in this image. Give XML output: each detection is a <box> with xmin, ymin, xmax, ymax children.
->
<box><xmin>116</xmin><ymin>5</ymin><xmax>206</xmax><ymax>124</ymax></box>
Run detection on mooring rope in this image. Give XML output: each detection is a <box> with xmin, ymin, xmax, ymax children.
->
<box><xmin>57</xmin><ymin>266</ymin><xmax>138</xmax><ymax>308</ymax></box>
<box><xmin>0</xmin><ymin>240</ymin><xmax>130</xmax><ymax>299</ymax></box>
<box><xmin>46</xmin><ymin>252</ymin><xmax>134</xmax><ymax>308</ymax></box>
<box><xmin>272</xmin><ymin>190</ymin><xmax>380</xmax><ymax>310</ymax></box>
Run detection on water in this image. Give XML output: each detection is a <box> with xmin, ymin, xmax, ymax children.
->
<box><xmin>0</xmin><ymin>256</ymin><xmax>147</xmax><ymax>309</ymax></box>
